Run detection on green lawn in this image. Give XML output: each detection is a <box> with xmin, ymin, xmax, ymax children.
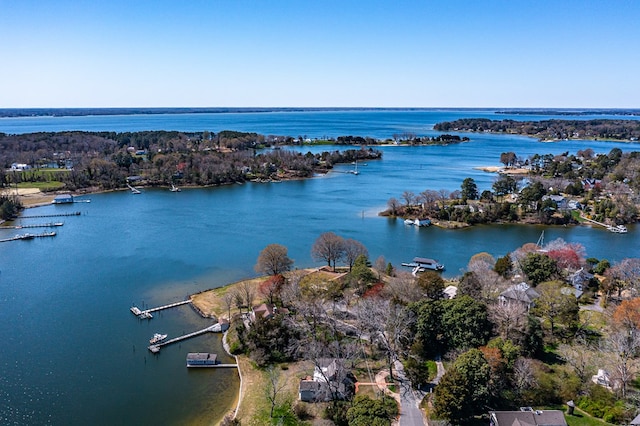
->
<box><xmin>565</xmin><ymin>410</ymin><xmax>616</xmax><ymax>426</ymax></box>
<box><xmin>17</xmin><ymin>181</ymin><xmax>65</xmax><ymax>190</ymax></box>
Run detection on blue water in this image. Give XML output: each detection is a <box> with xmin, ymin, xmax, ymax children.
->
<box><xmin>1</xmin><ymin>110</ymin><xmax>639</xmax><ymax>425</ymax></box>
<box><xmin>1</xmin><ymin>109</ymin><xmax>639</xmax><ymax>138</ymax></box>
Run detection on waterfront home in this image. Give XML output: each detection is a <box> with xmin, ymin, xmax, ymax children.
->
<box><xmin>251</xmin><ymin>303</ymin><xmax>275</xmax><ymax>321</ymax></box>
<box><xmin>499</xmin><ymin>283</ymin><xmax>540</xmax><ymax>311</ymax></box>
<box><xmin>299</xmin><ymin>359</ymin><xmax>355</xmax><ymax>402</ymax></box>
<box><xmin>490</xmin><ymin>408</ymin><xmax>567</xmax><ymax>426</ymax></box>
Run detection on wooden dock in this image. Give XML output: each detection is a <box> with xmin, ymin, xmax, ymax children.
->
<box><xmin>20</xmin><ymin>212</ymin><xmax>81</xmax><ymax>219</ymax></box>
<box><xmin>0</xmin><ymin>222</ymin><xmax>63</xmax><ymax>230</ymax></box>
<box><xmin>0</xmin><ymin>231</ymin><xmax>56</xmax><ymax>243</ymax></box>
<box><xmin>148</xmin><ymin>323</ymin><xmax>219</xmax><ymax>353</ymax></box>
<box><xmin>130</xmin><ymin>299</ymin><xmax>192</xmax><ymax>319</ymax></box>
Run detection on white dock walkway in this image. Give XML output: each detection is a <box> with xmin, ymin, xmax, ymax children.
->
<box><xmin>130</xmin><ymin>299</ymin><xmax>192</xmax><ymax>319</ymax></box>
<box><xmin>148</xmin><ymin>323</ymin><xmax>218</xmax><ymax>353</ymax></box>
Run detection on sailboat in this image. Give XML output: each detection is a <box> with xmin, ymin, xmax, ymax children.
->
<box><xmin>349</xmin><ymin>160</ymin><xmax>360</xmax><ymax>175</ymax></box>
<box><xmin>170</xmin><ymin>183</ymin><xmax>181</xmax><ymax>192</ymax></box>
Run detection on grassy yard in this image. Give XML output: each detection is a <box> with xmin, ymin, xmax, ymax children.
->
<box><xmin>190</xmin><ymin>277</ymin><xmax>265</xmax><ymax>319</ymax></box>
<box><xmin>235</xmin><ymin>357</ymin><xmax>318</xmax><ymax>426</ymax></box>
<box><xmin>565</xmin><ymin>407</ymin><xmax>616</xmax><ymax>426</ymax></box>
<box><xmin>17</xmin><ymin>181</ymin><xmax>65</xmax><ymax>191</ymax></box>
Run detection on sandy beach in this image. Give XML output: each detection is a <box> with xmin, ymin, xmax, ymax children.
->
<box><xmin>1</xmin><ymin>187</ymin><xmax>56</xmax><ymax>207</ymax></box>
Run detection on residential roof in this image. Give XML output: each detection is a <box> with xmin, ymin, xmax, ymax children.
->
<box><xmin>500</xmin><ymin>283</ymin><xmax>540</xmax><ymax>304</ymax></box>
<box><xmin>630</xmin><ymin>413</ymin><xmax>640</xmax><ymax>425</ymax></box>
<box><xmin>443</xmin><ymin>285</ymin><xmax>458</xmax><ymax>299</ymax></box>
<box><xmin>490</xmin><ymin>410</ymin><xmax>567</xmax><ymax>426</ymax></box>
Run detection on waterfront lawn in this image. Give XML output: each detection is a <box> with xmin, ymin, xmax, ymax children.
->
<box><xmin>190</xmin><ymin>277</ymin><xmax>265</xmax><ymax>318</ymax></box>
<box><xmin>17</xmin><ymin>181</ymin><xmax>65</xmax><ymax>191</ymax></box>
<box><xmin>235</xmin><ymin>357</ymin><xmax>314</xmax><ymax>426</ymax></box>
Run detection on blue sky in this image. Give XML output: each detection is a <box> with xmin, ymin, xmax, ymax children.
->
<box><xmin>1</xmin><ymin>0</ymin><xmax>638</xmax><ymax>108</ymax></box>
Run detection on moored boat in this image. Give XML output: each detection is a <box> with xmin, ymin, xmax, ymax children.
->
<box><xmin>149</xmin><ymin>333</ymin><xmax>168</xmax><ymax>344</ymax></box>
<box><xmin>412</xmin><ymin>257</ymin><xmax>445</xmax><ymax>271</ymax></box>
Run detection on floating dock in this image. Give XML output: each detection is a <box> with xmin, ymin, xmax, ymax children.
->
<box><xmin>130</xmin><ymin>299</ymin><xmax>192</xmax><ymax>320</ymax></box>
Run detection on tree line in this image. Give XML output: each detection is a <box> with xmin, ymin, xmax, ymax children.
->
<box><xmin>434</xmin><ymin>118</ymin><xmax>640</xmax><ymax>141</ymax></box>
<box><xmin>220</xmin><ymin>230</ymin><xmax>640</xmax><ymax>425</ymax></box>
<box><xmin>0</xmin><ymin>131</ymin><xmax>382</xmax><ymax>192</ymax></box>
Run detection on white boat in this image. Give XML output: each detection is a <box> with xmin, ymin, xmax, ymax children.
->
<box><xmin>412</xmin><ymin>257</ymin><xmax>445</xmax><ymax>271</ymax></box>
<box><xmin>608</xmin><ymin>225</ymin><xmax>628</xmax><ymax>233</ymax></box>
<box><xmin>170</xmin><ymin>183</ymin><xmax>181</xmax><ymax>192</ymax></box>
<box><xmin>149</xmin><ymin>333</ymin><xmax>168</xmax><ymax>344</ymax></box>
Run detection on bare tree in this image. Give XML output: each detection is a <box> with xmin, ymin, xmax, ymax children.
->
<box><xmin>603</xmin><ymin>329</ymin><xmax>640</xmax><ymax>398</ymax></box>
<box><xmin>512</xmin><ymin>357</ymin><xmax>537</xmax><ymax>392</ymax></box>
<box><xmin>374</xmin><ymin>255</ymin><xmax>387</xmax><ymax>279</ymax></box>
<box><xmin>438</xmin><ymin>189</ymin><xmax>450</xmax><ymax>208</ymax></box>
<box><xmin>401</xmin><ymin>190</ymin><xmax>416</xmax><ymax>206</ymax></box>
<box><xmin>489</xmin><ymin>301</ymin><xmax>528</xmax><ymax>342</ymax></box>
<box><xmin>266</xmin><ymin>366</ymin><xmax>287</xmax><ymax>418</ymax></box>
<box><xmin>357</xmin><ymin>298</ymin><xmax>415</xmax><ymax>380</ymax></box>
<box><xmin>384</xmin><ymin>271</ymin><xmax>423</xmax><ymax>304</ymax></box>
<box><xmin>239</xmin><ymin>280</ymin><xmax>256</xmax><ymax>313</ymax></box>
<box><xmin>387</xmin><ymin>197</ymin><xmax>400</xmax><ymax>215</ymax></box>
<box><xmin>254</xmin><ymin>243</ymin><xmax>294</xmax><ymax>276</ymax></box>
<box><xmin>557</xmin><ymin>338</ymin><xmax>599</xmax><ymax>383</ymax></box>
<box><xmin>419</xmin><ymin>189</ymin><xmax>439</xmax><ymax>211</ymax></box>
<box><xmin>221</xmin><ymin>291</ymin><xmax>235</xmax><ymax>321</ymax></box>
<box><xmin>280</xmin><ymin>270</ymin><xmax>306</xmax><ymax>307</ymax></box>
<box><xmin>467</xmin><ymin>255</ymin><xmax>507</xmax><ymax>302</ymax></box>
<box><xmin>343</xmin><ymin>238</ymin><xmax>368</xmax><ymax>271</ymax></box>
<box><xmin>311</xmin><ymin>232</ymin><xmax>345</xmax><ymax>271</ymax></box>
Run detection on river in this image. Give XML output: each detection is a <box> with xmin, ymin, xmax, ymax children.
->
<box><xmin>0</xmin><ymin>110</ymin><xmax>639</xmax><ymax>425</ymax></box>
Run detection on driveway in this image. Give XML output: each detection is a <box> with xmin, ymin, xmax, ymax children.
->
<box><xmin>394</xmin><ymin>360</ymin><xmax>426</xmax><ymax>426</ymax></box>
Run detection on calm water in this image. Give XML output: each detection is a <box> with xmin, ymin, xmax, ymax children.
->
<box><xmin>1</xmin><ymin>110</ymin><xmax>639</xmax><ymax>425</ymax></box>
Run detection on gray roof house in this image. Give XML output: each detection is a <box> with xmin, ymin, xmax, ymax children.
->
<box><xmin>499</xmin><ymin>283</ymin><xmax>540</xmax><ymax>310</ymax></box>
<box><xmin>299</xmin><ymin>359</ymin><xmax>355</xmax><ymax>402</ymax></box>
<box><xmin>490</xmin><ymin>408</ymin><xmax>567</xmax><ymax>426</ymax></box>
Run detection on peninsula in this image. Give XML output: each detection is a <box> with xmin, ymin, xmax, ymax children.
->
<box><xmin>434</xmin><ymin>118</ymin><xmax>640</xmax><ymax>141</ymax></box>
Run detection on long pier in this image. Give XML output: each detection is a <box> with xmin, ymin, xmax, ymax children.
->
<box><xmin>0</xmin><ymin>231</ymin><xmax>56</xmax><ymax>243</ymax></box>
<box><xmin>148</xmin><ymin>323</ymin><xmax>219</xmax><ymax>353</ymax></box>
<box><xmin>130</xmin><ymin>299</ymin><xmax>192</xmax><ymax>319</ymax></box>
<box><xmin>20</xmin><ymin>212</ymin><xmax>81</xmax><ymax>219</ymax></box>
<box><xmin>0</xmin><ymin>222</ymin><xmax>63</xmax><ymax>230</ymax></box>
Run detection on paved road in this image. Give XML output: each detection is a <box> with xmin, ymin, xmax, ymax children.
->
<box><xmin>394</xmin><ymin>360</ymin><xmax>426</xmax><ymax>426</ymax></box>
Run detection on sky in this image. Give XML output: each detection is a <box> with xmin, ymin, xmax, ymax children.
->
<box><xmin>1</xmin><ymin>0</ymin><xmax>639</xmax><ymax>108</ymax></box>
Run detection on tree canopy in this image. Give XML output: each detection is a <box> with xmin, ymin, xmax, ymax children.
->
<box><xmin>255</xmin><ymin>243</ymin><xmax>294</xmax><ymax>276</ymax></box>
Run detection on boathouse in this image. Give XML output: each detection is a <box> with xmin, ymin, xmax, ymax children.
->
<box><xmin>52</xmin><ymin>194</ymin><xmax>74</xmax><ymax>204</ymax></box>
